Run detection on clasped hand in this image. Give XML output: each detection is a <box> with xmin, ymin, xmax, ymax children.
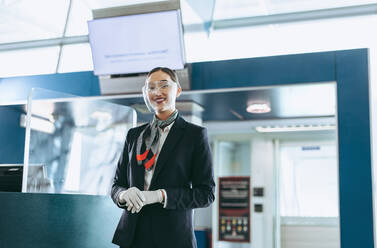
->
<box><xmin>119</xmin><ymin>187</ymin><xmax>162</xmax><ymax>213</ymax></box>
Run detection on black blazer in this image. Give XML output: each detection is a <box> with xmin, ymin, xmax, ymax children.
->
<box><xmin>111</xmin><ymin>115</ymin><xmax>215</xmax><ymax>248</ymax></box>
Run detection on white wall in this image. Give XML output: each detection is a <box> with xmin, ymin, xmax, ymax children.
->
<box><xmin>281</xmin><ymin>225</ymin><xmax>340</xmax><ymax>248</ymax></box>
<box><xmin>250</xmin><ymin>137</ymin><xmax>275</xmax><ymax>248</ymax></box>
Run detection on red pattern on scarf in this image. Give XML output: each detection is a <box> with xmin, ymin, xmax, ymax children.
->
<box><xmin>144</xmin><ymin>153</ymin><xmax>157</xmax><ymax>170</ymax></box>
<box><xmin>137</xmin><ymin>149</ymin><xmax>157</xmax><ymax>170</ymax></box>
<box><xmin>137</xmin><ymin>149</ymin><xmax>150</xmax><ymax>161</ymax></box>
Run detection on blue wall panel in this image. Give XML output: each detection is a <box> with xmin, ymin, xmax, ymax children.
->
<box><xmin>0</xmin><ymin>71</ymin><xmax>100</xmax><ymax>103</ymax></box>
<box><xmin>335</xmin><ymin>49</ymin><xmax>373</xmax><ymax>248</ymax></box>
<box><xmin>194</xmin><ymin>230</ymin><xmax>209</xmax><ymax>248</ymax></box>
<box><xmin>190</xmin><ymin>51</ymin><xmax>336</xmax><ymax>89</ymax></box>
<box><xmin>0</xmin><ymin>106</ymin><xmax>25</xmax><ymax>164</ymax></box>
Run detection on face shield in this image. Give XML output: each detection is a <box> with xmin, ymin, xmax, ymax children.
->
<box><xmin>142</xmin><ymin>84</ymin><xmax>155</xmax><ymax>112</ymax></box>
<box><xmin>142</xmin><ymin>80</ymin><xmax>178</xmax><ymax>113</ymax></box>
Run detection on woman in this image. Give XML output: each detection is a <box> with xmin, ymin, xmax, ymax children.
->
<box><xmin>111</xmin><ymin>67</ymin><xmax>215</xmax><ymax>248</ymax></box>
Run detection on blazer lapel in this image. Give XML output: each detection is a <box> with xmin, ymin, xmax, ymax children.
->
<box><xmin>131</xmin><ymin>129</ymin><xmax>145</xmax><ymax>190</ymax></box>
<box><xmin>149</xmin><ymin>116</ymin><xmax>187</xmax><ymax>189</ymax></box>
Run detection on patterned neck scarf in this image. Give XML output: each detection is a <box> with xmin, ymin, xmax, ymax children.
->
<box><xmin>136</xmin><ymin>110</ymin><xmax>178</xmax><ymax>171</ymax></box>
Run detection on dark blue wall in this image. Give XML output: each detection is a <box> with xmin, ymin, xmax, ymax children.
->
<box><xmin>335</xmin><ymin>49</ymin><xmax>373</xmax><ymax>248</ymax></box>
<box><xmin>0</xmin><ymin>71</ymin><xmax>100</xmax><ymax>103</ymax></box>
<box><xmin>0</xmin><ymin>106</ymin><xmax>25</xmax><ymax>164</ymax></box>
<box><xmin>190</xmin><ymin>51</ymin><xmax>335</xmax><ymax>89</ymax></box>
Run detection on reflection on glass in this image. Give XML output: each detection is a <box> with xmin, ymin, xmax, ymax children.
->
<box><xmin>27</xmin><ymin>164</ymin><xmax>53</xmax><ymax>193</ymax></box>
<box><xmin>24</xmin><ymin>89</ymin><xmax>136</xmax><ymax>195</ymax></box>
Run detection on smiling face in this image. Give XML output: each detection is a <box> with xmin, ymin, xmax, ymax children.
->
<box><xmin>145</xmin><ymin>70</ymin><xmax>182</xmax><ymax>119</ymax></box>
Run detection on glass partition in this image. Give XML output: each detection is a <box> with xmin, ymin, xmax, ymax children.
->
<box><xmin>23</xmin><ymin>88</ymin><xmax>136</xmax><ymax>195</ymax></box>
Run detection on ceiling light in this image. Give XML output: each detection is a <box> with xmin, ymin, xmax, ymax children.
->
<box><xmin>255</xmin><ymin>124</ymin><xmax>335</xmax><ymax>133</ymax></box>
<box><xmin>246</xmin><ymin>102</ymin><xmax>271</xmax><ymax>114</ymax></box>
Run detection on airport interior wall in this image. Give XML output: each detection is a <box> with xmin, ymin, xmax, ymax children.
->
<box><xmin>0</xmin><ymin>49</ymin><xmax>373</xmax><ymax>248</ymax></box>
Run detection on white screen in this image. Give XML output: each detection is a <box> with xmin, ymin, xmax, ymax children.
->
<box><xmin>88</xmin><ymin>10</ymin><xmax>185</xmax><ymax>75</ymax></box>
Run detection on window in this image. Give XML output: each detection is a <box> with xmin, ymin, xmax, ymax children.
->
<box><xmin>58</xmin><ymin>43</ymin><xmax>93</xmax><ymax>73</ymax></box>
<box><xmin>0</xmin><ymin>0</ymin><xmax>70</xmax><ymax>44</ymax></box>
<box><xmin>0</xmin><ymin>47</ymin><xmax>60</xmax><ymax>77</ymax></box>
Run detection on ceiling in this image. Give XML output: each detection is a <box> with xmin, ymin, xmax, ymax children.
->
<box><xmin>0</xmin><ymin>0</ymin><xmax>375</xmax><ymax>44</ymax></box>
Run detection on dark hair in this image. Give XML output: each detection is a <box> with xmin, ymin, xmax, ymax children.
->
<box><xmin>147</xmin><ymin>67</ymin><xmax>181</xmax><ymax>88</ymax></box>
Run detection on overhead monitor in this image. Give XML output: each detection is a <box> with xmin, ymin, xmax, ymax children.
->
<box><xmin>88</xmin><ymin>10</ymin><xmax>185</xmax><ymax>76</ymax></box>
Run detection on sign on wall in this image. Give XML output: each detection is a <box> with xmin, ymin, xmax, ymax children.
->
<box><xmin>218</xmin><ymin>176</ymin><xmax>250</xmax><ymax>243</ymax></box>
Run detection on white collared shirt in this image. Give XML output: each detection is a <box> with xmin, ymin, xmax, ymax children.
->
<box><xmin>144</xmin><ymin>121</ymin><xmax>174</xmax><ymax>207</ymax></box>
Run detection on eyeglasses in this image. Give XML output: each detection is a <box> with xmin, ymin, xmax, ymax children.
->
<box><xmin>145</xmin><ymin>80</ymin><xmax>175</xmax><ymax>93</ymax></box>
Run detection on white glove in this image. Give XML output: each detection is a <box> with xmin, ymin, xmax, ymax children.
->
<box><xmin>129</xmin><ymin>190</ymin><xmax>163</xmax><ymax>213</ymax></box>
<box><xmin>142</xmin><ymin>190</ymin><xmax>163</xmax><ymax>205</ymax></box>
<box><xmin>118</xmin><ymin>187</ymin><xmax>146</xmax><ymax>213</ymax></box>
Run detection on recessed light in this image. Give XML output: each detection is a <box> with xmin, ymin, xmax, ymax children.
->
<box><xmin>246</xmin><ymin>102</ymin><xmax>271</xmax><ymax>114</ymax></box>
